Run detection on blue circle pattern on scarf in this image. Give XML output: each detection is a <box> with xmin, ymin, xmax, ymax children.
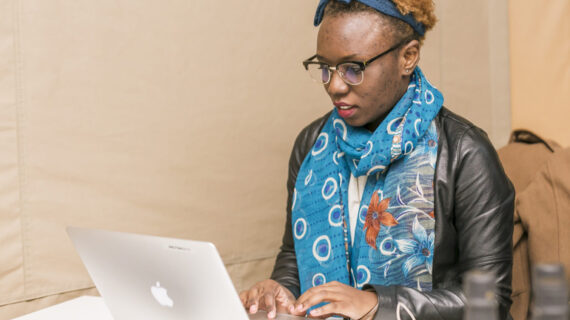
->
<box><xmin>328</xmin><ymin>205</ymin><xmax>344</xmax><ymax>227</ymax></box>
<box><xmin>292</xmin><ymin>67</ymin><xmax>443</xmax><ymax>295</ymax></box>
<box><xmin>312</xmin><ymin>273</ymin><xmax>326</xmax><ymax>287</ymax></box>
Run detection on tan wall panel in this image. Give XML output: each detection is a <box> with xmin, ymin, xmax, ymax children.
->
<box><xmin>2</xmin><ymin>0</ymin><xmax>330</xmax><ymax>306</ymax></box>
<box><xmin>0</xmin><ymin>0</ymin><xmax>25</xmax><ymax>304</ymax></box>
<box><xmin>509</xmin><ymin>0</ymin><xmax>570</xmax><ymax>146</ymax></box>
<box><xmin>421</xmin><ymin>0</ymin><xmax>511</xmax><ymax>147</ymax></box>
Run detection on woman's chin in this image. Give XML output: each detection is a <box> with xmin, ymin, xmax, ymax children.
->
<box><xmin>339</xmin><ymin>114</ymin><xmax>365</xmax><ymax>128</ymax></box>
<box><xmin>344</xmin><ymin>118</ymin><xmax>375</xmax><ymax>130</ymax></box>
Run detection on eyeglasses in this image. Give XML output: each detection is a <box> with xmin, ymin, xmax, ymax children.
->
<box><xmin>302</xmin><ymin>40</ymin><xmax>406</xmax><ymax>86</ymax></box>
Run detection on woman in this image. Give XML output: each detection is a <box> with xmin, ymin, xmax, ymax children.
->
<box><xmin>240</xmin><ymin>0</ymin><xmax>514</xmax><ymax>319</ymax></box>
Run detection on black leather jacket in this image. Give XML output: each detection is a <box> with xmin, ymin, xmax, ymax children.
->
<box><xmin>270</xmin><ymin>107</ymin><xmax>514</xmax><ymax>320</ymax></box>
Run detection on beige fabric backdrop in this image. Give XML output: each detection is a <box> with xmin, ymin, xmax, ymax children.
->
<box><xmin>1</xmin><ymin>0</ymin><xmax>512</xmax><ymax>318</ymax></box>
<box><xmin>509</xmin><ymin>0</ymin><xmax>570</xmax><ymax>147</ymax></box>
<box><xmin>421</xmin><ymin>0</ymin><xmax>511</xmax><ymax>147</ymax></box>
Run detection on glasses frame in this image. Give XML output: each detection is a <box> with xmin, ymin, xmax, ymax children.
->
<box><xmin>302</xmin><ymin>39</ymin><xmax>408</xmax><ymax>85</ymax></box>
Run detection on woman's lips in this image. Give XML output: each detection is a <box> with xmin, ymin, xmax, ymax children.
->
<box><xmin>334</xmin><ymin>102</ymin><xmax>356</xmax><ymax>118</ymax></box>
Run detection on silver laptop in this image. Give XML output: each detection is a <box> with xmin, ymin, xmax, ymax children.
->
<box><xmin>67</xmin><ymin>227</ymin><xmax>308</xmax><ymax>320</ymax></box>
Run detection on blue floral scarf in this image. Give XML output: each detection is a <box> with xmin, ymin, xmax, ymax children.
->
<box><xmin>292</xmin><ymin>67</ymin><xmax>443</xmax><ymax>294</ymax></box>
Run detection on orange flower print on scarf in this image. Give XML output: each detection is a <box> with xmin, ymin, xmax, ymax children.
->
<box><xmin>363</xmin><ymin>192</ymin><xmax>398</xmax><ymax>249</ymax></box>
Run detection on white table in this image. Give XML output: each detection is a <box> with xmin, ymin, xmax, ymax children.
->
<box><xmin>12</xmin><ymin>296</ymin><xmax>317</xmax><ymax>320</ymax></box>
<box><xmin>12</xmin><ymin>296</ymin><xmax>113</xmax><ymax>320</ymax></box>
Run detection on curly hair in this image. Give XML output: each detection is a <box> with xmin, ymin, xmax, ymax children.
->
<box><xmin>323</xmin><ymin>0</ymin><xmax>437</xmax><ymax>44</ymax></box>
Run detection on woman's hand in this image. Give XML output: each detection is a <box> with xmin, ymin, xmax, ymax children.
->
<box><xmin>289</xmin><ymin>281</ymin><xmax>378</xmax><ymax>319</ymax></box>
<box><xmin>239</xmin><ymin>279</ymin><xmax>296</xmax><ymax>319</ymax></box>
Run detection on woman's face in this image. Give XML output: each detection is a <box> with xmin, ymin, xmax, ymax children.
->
<box><xmin>317</xmin><ymin>12</ymin><xmax>410</xmax><ymax>131</ymax></box>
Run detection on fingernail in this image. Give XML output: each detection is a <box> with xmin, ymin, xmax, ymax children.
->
<box><xmin>250</xmin><ymin>305</ymin><xmax>257</xmax><ymax>313</ymax></box>
<box><xmin>289</xmin><ymin>305</ymin><xmax>294</xmax><ymax>313</ymax></box>
<box><xmin>268</xmin><ymin>310</ymin><xmax>275</xmax><ymax>318</ymax></box>
<box><xmin>296</xmin><ymin>304</ymin><xmax>303</xmax><ymax>311</ymax></box>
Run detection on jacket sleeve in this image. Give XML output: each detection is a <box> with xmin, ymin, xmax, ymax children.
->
<box><xmin>270</xmin><ymin>115</ymin><xmax>328</xmax><ymax>299</ymax></box>
<box><xmin>367</xmin><ymin>126</ymin><xmax>515</xmax><ymax>320</ymax></box>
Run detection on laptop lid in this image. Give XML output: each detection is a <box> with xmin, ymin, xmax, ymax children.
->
<box><xmin>67</xmin><ymin>227</ymin><xmax>253</xmax><ymax>320</ymax></box>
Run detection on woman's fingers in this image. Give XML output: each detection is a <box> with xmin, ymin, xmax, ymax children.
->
<box><xmin>308</xmin><ymin>302</ymin><xmax>339</xmax><ymax>318</ymax></box>
<box><xmin>290</xmin><ymin>281</ymin><xmax>377</xmax><ymax>319</ymax></box>
<box><xmin>294</xmin><ymin>287</ymin><xmax>342</xmax><ymax>313</ymax></box>
<box><xmin>263</xmin><ymin>292</ymin><xmax>277</xmax><ymax>318</ymax></box>
<box><xmin>240</xmin><ymin>279</ymin><xmax>298</xmax><ymax>317</ymax></box>
<box><xmin>244</xmin><ymin>281</ymin><xmax>377</xmax><ymax>319</ymax></box>
<box><xmin>246</xmin><ymin>287</ymin><xmax>261</xmax><ymax>312</ymax></box>
<box><xmin>239</xmin><ymin>290</ymin><xmax>247</xmax><ymax>306</ymax></box>
<box><xmin>274</xmin><ymin>286</ymin><xmax>295</xmax><ymax>313</ymax></box>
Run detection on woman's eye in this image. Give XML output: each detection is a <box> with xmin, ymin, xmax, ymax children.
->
<box><xmin>346</xmin><ymin>65</ymin><xmax>362</xmax><ymax>75</ymax></box>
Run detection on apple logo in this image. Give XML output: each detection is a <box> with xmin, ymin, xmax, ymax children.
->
<box><xmin>151</xmin><ymin>281</ymin><xmax>174</xmax><ymax>308</ymax></box>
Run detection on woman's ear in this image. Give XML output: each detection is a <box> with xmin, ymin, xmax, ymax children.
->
<box><xmin>400</xmin><ymin>39</ymin><xmax>420</xmax><ymax>76</ymax></box>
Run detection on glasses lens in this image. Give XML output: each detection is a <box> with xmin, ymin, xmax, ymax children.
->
<box><xmin>339</xmin><ymin>63</ymin><xmax>363</xmax><ymax>85</ymax></box>
<box><xmin>307</xmin><ymin>63</ymin><xmax>330</xmax><ymax>84</ymax></box>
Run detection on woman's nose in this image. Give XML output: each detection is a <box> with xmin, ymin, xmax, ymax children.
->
<box><xmin>326</xmin><ymin>70</ymin><xmax>350</xmax><ymax>97</ymax></box>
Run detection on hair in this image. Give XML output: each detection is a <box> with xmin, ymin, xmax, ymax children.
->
<box><xmin>323</xmin><ymin>0</ymin><xmax>437</xmax><ymax>44</ymax></box>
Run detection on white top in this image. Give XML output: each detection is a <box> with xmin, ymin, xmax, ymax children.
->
<box><xmin>347</xmin><ymin>174</ymin><xmax>368</xmax><ymax>246</ymax></box>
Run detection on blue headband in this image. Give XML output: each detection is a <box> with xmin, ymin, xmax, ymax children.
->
<box><xmin>314</xmin><ymin>0</ymin><xmax>426</xmax><ymax>36</ymax></box>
